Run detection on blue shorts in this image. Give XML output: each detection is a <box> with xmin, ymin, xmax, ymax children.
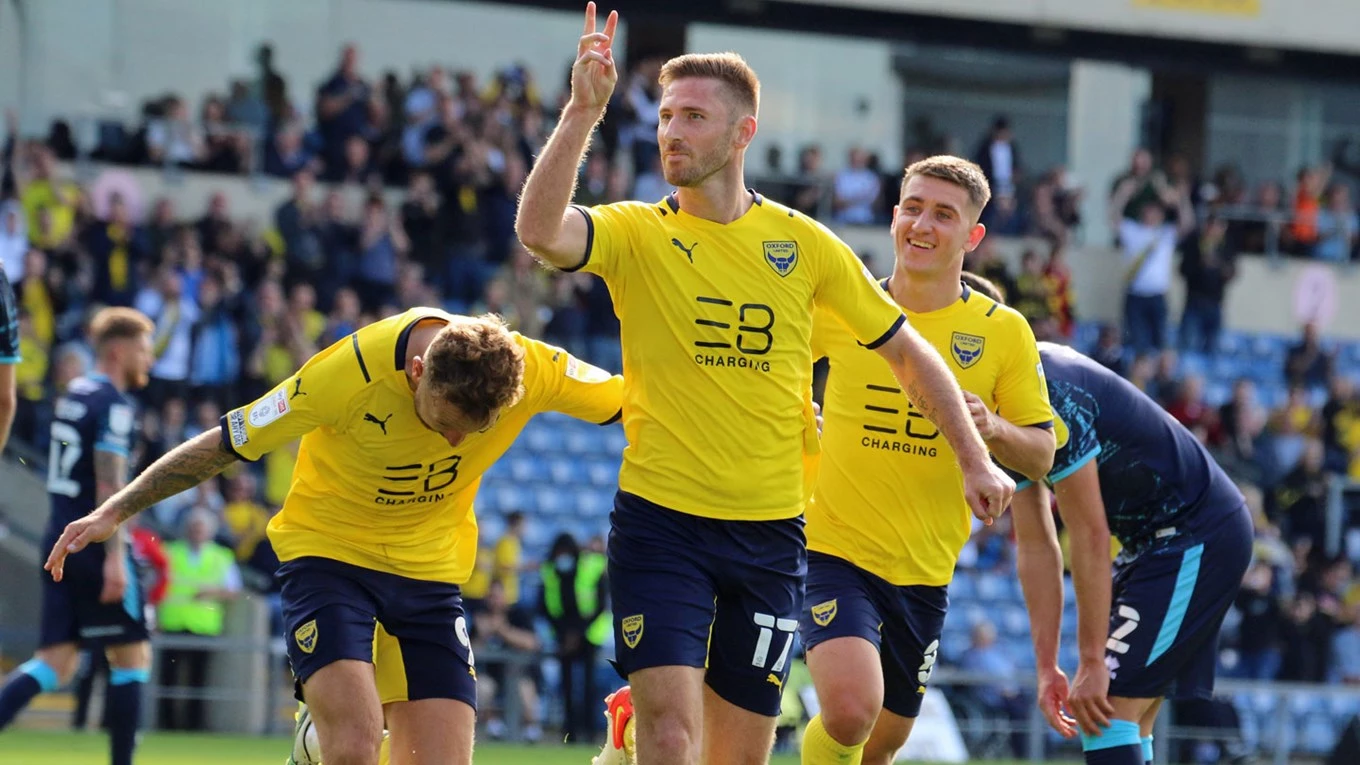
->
<box><xmin>1106</xmin><ymin>502</ymin><xmax>1253</xmax><ymax>700</ymax></box>
<box><xmin>277</xmin><ymin>557</ymin><xmax>476</xmax><ymax>710</ymax></box>
<box><xmin>608</xmin><ymin>491</ymin><xmax>805</xmax><ymax>717</ymax></box>
<box><xmin>800</xmin><ymin>551</ymin><xmax>948</xmax><ymax>718</ymax></box>
<box><xmin>39</xmin><ymin>536</ymin><xmax>148</xmax><ymax>648</ymax></box>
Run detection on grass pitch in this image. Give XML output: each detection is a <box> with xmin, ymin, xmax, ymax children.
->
<box><xmin>0</xmin><ymin>729</ymin><xmax>1055</xmax><ymax>764</ymax></box>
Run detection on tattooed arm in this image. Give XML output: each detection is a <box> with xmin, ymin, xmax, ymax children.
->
<box><xmin>871</xmin><ymin>326</ymin><xmax>1015</xmax><ymax>522</ymax></box>
<box><xmin>46</xmin><ymin>430</ymin><xmax>238</xmax><ymax>581</ymax></box>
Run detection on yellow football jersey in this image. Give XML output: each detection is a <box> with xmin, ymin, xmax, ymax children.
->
<box><xmin>572</xmin><ymin>193</ymin><xmax>905</xmax><ymax>521</ymax></box>
<box><xmin>807</xmin><ymin>281</ymin><xmax>1053</xmax><ymax>586</ymax></box>
<box><xmin>221</xmin><ymin>308</ymin><xmax>622</xmax><ymax>584</ymax></box>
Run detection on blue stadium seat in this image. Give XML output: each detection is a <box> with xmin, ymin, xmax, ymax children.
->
<box><xmin>510</xmin><ymin>455</ymin><xmax>542</xmax><ymax>483</ymax></box>
<box><xmin>479</xmin><ymin>513</ymin><xmax>506</xmax><ymax>543</ymax></box>
<box><xmin>588</xmin><ymin>461</ymin><xmax>618</xmax><ymax>487</ymax></box>
<box><xmin>603</xmin><ymin>428</ymin><xmax>628</xmax><ymax>454</ymax></box>
<box><xmin>493</xmin><ymin>484</ymin><xmax>527</xmax><ymax>513</ymax></box>
<box><xmin>535</xmin><ymin>487</ymin><xmax>566</xmax><ymax>516</ymax></box>
<box><xmin>564</xmin><ymin>429</ymin><xmax>596</xmax><ymax>455</ymax></box>
<box><xmin>548</xmin><ymin>457</ymin><xmax>577</xmax><ymax>485</ymax></box>
<box><xmin>975</xmin><ymin>572</ymin><xmax>1007</xmax><ymax>602</ymax></box>
<box><xmin>1001</xmin><ymin>604</ymin><xmax>1029</xmax><ymax>637</ymax></box>
<box><xmin>949</xmin><ymin>570</ymin><xmax>976</xmax><ymax>601</ymax></box>
<box><xmin>524</xmin><ymin>423</ymin><xmax>556</xmax><ymax>453</ymax></box>
<box><xmin>1179</xmin><ymin>352</ymin><xmax>1208</xmax><ymax>378</ymax></box>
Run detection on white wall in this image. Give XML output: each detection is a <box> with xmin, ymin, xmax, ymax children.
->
<box><xmin>1067</xmin><ymin>60</ymin><xmax>1151</xmax><ymax>249</ymax></box>
<box><xmin>686</xmin><ymin>23</ymin><xmax>903</xmax><ymax>169</ymax></box>
<box><xmin>780</xmin><ymin>0</ymin><xmax>1360</xmax><ymax>57</ymax></box>
<box><xmin>7</xmin><ymin>0</ymin><xmax>605</xmax><ymax>130</ymax></box>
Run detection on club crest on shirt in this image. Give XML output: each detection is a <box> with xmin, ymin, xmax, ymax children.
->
<box><xmin>810</xmin><ymin>599</ymin><xmax>837</xmax><ymax>627</ymax></box>
<box><xmin>950</xmin><ymin>332</ymin><xmax>985</xmax><ymax>369</ymax></box>
<box><xmin>294</xmin><ymin>620</ymin><xmax>318</xmax><ymax>654</ymax></box>
<box><xmin>763</xmin><ymin>241</ymin><xmax>799</xmax><ymax>277</ymax></box>
<box><xmin>622</xmin><ymin>615</ymin><xmax>644</xmax><ymax>648</ymax></box>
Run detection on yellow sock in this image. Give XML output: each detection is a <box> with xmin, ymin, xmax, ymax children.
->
<box><xmin>376</xmin><ymin>732</ymin><xmax>391</xmax><ymax>765</ymax></box>
<box><xmin>801</xmin><ymin>715</ymin><xmax>865</xmax><ymax>765</ymax></box>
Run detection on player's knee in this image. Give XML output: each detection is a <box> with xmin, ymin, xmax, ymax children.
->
<box><xmin>863</xmin><ymin>728</ymin><xmax>911</xmax><ymax>765</ymax></box>
<box><xmin>819</xmin><ymin>687</ymin><xmax>880</xmax><ymax>745</ymax></box>
<box><xmin>638</xmin><ymin>709</ymin><xmax>699</xmax><ymax>760</ymax></box>
<box><xmin>319</xmin><ymin>723</ymin><xmax>385</xmax><ymax>765</ymax></box>
<box><xmin>33</xmin><ymin>649</ymin><xmax>80</xmax><ymax>686</ymax></box>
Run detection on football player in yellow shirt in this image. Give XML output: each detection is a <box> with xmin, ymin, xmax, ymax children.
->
<box><xmin>46</xmin><ymin>310</ymin><xmax>623</xmax><ymax>765</ymax></box>
<box><xmin>517</xmin><ymin>6</ymin><xmax>1015</xmax><ymax>764</ymax></box>
<box><xmin>799</xmin><ymin>157</ymin><xmax>1057</xmax><ymax>765</ymax></box>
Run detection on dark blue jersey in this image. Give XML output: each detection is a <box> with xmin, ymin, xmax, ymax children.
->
<box><xmin>46</xmin><ymin>374</ymin><xmax>137</xmax><ymax>531</ymax></box>
<box><xmin>1020</xmin><ymin>343</ymin><xmax>1244</xmax><ymax>555</ymax></box>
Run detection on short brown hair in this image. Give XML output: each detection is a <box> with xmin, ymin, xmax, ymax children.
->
<box><xmin>900</xmin><ymin>155</ymin><xmax>992</xmax><ymax>215</ymax></box>
<box><xmin>423</xmin><ymin>314</ymin><xmax>526</xmax><ymax>426</ymax></box>
<box><xmin>658</xmin><ymin>52</ymin><xmax>760</xmax><ymax>116</ymax></box>
<box><xmin>961</xmin><ymin>271</ymin><xmax>1006</xmax><ymax>304</ymax></box>
<box><xmin>89</xmin><ymin>307</ymin><xmax>154</xmax><ymax>350</ymax></box>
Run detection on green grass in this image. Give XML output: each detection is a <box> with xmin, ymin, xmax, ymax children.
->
<box><xmin>0</xmin><ymin>730</ymin><xmax>1048</xmax><ymax>764</ymax></box>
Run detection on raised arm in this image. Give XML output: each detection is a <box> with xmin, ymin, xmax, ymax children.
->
<box><xmin>46</xmin><ymin>430</ymin><xmax>238</xmax><ymax>580</ymax></box>
<box><xmin>515</xmin><ymin>3</ymin><xmax>619</xmax><ymax>270</ymax></box>
<box><xmin>871</xmin><ymin>328</ymin><xmax>1014</xmax><ymax>521</ymax></box>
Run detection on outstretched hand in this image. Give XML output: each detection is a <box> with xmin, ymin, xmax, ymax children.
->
<box><xmin>570</xmin><ymin>3</ymin><xmax>619</xmax><ymax>114</ymax></box>
<box><xmin>45</xmin><ymin>509</ymin><xmax>120</xmax><ymax>582</ymax></box>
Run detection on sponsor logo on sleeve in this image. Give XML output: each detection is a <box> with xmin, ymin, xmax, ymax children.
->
<box><xmin>248</xmin><ymin>388</ymin><xmax>291</xmax><ymax>428</ymax></box>
<box><xmin>228</xmin><ymin>410</ymin><xmax>248</xmax><ymax>447</ymax></box>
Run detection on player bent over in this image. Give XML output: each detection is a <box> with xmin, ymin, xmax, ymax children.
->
<box><xmin>1002</xmin><ymin>338</ymin><xmax>1252</xmax><ymax>765</ymax></box>
<box><xmin>798</xmin><ymin>158</ymin><xmax>1056</xmax><ymax>765</ymax></box>
<box><xmin>0</xmin><ymin>308</ymin><xmax>156</xmax><ymax>765</ymax></box>
<box><xmin>47</xmin><ymin>309</ymin><xmax>622</xmax><ymax>765</ymax></box>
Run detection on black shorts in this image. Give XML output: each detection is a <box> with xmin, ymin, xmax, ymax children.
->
<box><xmin>800</xmin><ymin>551</ymin><xmax>948</xmax><ymax>718</ymax></box>
<box><xmin>277</xmin><ymin>557</ymin><xmax>476</xmax><ymax>710</ymax></box>
<box><xmin>1106</xmin><ymin>502</ymin><xmax>1253</xmax><ymax>700</ymax></box>
<box><xmin>608</xmin><ymin>491</ymin><xmax>805</xmax><ymax>717</ymax></box>
<box><xmin>39</xmin><ymin>539</ymin><xmax>149</xmax><ymax>648</ymax></box>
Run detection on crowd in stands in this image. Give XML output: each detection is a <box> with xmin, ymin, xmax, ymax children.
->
<box><xmin>4</xmin><ymin>41</ymin><xmax>1360</xmax><ymax>748</ymax></box>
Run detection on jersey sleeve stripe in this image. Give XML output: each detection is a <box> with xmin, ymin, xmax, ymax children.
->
<box><xmin>985</xmin><ymin>303</ymin><xmax>999</xmax><ymax>317</ymax></box>
<box><xmin>217</xmin><ymin>415</ymin><xmax>257</xmax><ymax>463</ymax></box>
<box><xmin>1048</xmin><ymin>443</ymin><xmax>1101</xmax><ymax>485</ymax></box>
<box><xmin>1026</xmin><ymin>420</ymin><xmax>1055</xmax><ymax>430</ymax></box>
<box><xmin>352</xmin><ymin>333</ymin><xmax>371</xmax><ymax>383</ymax></box>
<box><xmin>561</xmin><ymin>205</ymin><xmax>595</xmax><ymax>273</ymax></box>
<box><xmin>861</xmin><ymin>314</ymin><xmax>906</xmax><ymax>351</ymax></box>
<box><xmin>0</xmin><ymin>354</ymin><xmax>19</xmax><ymax>363</ymax></box>
<box><xmin>598</xmin><ymin>408</ymin><xmax>622</xmax><ymax>426</ymax></box>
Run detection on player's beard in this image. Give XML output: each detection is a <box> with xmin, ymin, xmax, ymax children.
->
<box><xmin>663</xmin><ymin>142</ymin><xmax>733</xmax><ymax>188</ymax></box>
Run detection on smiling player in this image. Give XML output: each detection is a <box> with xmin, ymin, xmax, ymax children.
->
<box><xmin>46</xmin><ymin>308</ymin><xmax>622</xmax><ymax>765</ymax></box>
<box><xmin>799</xmin><ymin>157</ymin><xmax>1056</xmax><ymax>765</ymax></box>
<box><xmin>517</xmin><ymin>5</ymin><xmax>1014</xmax><ymax>764</ymax></box>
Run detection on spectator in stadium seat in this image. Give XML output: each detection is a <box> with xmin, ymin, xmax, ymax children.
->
<box><xmin>832</xmin><ymin>147</ymin><xmax>880</xmax><ymax>224</ymax></box>
<box><xmin>1234</xmin><ymin>562</ymin><xmax>1284</xmax><ymax>680</ymax></box>
<box><xmin>1320</xmin><ymin>375</ymin><xmax>1360</xmax><ymax>475</ymax></box>
<box><xmin>1284</xmin><ymin>164</ymin><xmax>1328</xmax><ymax>255</ymax></box>
<box><xmin>145</xmin><ymin>96</ymin><xmax>205</xmax><ymax>169</ymax></box>
<box><xmin>974</xmin><ymin>116</ymin><xmax>1021</xmax><ymax>200</ymax></box>
<box><xmin>18</xmin><ymin>145</ymin><xmax>80</xmax><ymax>250</ymax></box>
<box><xmin>789</xmin><ymin>144</ymin><xmax>827</xmax><ymax>219</ymax></box>
<box><xmin>353</xmin><ymin>194</ymin><xmax>408</xmax><ymax>311</ymax></box>
<box><xmin>158</xmin><ymin>508</ymin><xmax>241</xmax><ymax>731</ymax></box>
<box><xmin>82</xmin><ymin>192</ymin><xmax>144</xmax><ymax>308</ymax></box>
<box><xmin>1313</xmin><ymin>183</ymin><xmax>1358</xmax><ymax>262</ymax></box>
<box><xmin>539</xmin><ymin>532</ymin><xmax>609</xmax><ymax>745</ymax></box>
<box><xmin>136</xmin><ymin>198</ymin><xmax>178</xmax><ymax>266</ymax></box>
<box><xmin>134</xmin><ymin>264</ymin><xmax>199</xmax><ymax>403</ymax></box>
<box><xmin>1273</xmin><ymin>438</ymin><xmax>1330</xmax><ymax>546</ymax></box>
<box><xmin>1228</xmin><ymin>180</ymin><xmax>1285</xmax><ymax>255</ymax></box>
<box><xmin>1030</xmin><ymin>166</ymin><xmax>1082</xmax><ymax>250</ymax></box>
<box><xmin>1178</xmin><ymin>212</ymin><xmax>1236</xmax><ymax>354</ymax></box>
<box><xmin>1090</xmin><ymin>323</ymin><xmax>1127</xmax><ymax>377</ymax></box>
<box><xmin>1119</xmin><ymin>197</ymin><xmax>1194</xmax><ymax>357</ymax></box>
<box><xmin>1284</xmin><ymin>322</ymin><xmax>1334</xmax><ymax>390</ymax></box>
<box><xmin>186</xmin><ymin>273</ymin><xmax>241</xmax><ymax>406</ymax></box>
<box><xmin>471</xmin><ymin>579</ymin><xmax>544</xmax><ymax>742</ymax></box>
<box><xmin>1165</xmin><ymin>374</ymin><xmax>1216</xmax><ymax>443</ymax></box>
<box><xmin>0</xmin><ymin>201</ymin><xmax>26</xmax><ymax>278</ymax></box>
<box><xmin>960</xmin><ymin>620</ymin><xmax>1028</xmax><ymax>759</ymax></box>
<box><xmin>315</xmin><ymin>44</ymin><xmax>373</xmax><ymax>175</ymax></box>
<box><xmin>264</xmin><ymin>122</ymin><xmax>317</xmax><ymax>179</ymax></box>
<box><xmin>963</xmin><ymin>238</ymin><xmax>1016</xmax><ymax>305</ymax></box>
<box><xmin>1108</xmin><ymin>148</ymin><xmax>1177</xmax><ymax>227</ymax></box>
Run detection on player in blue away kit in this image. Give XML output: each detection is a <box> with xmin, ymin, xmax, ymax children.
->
<box><xmin>0</xmin><ymin>264</ymin><xmax>19</xmax><ymax>453</ymax></box>
<box><xmin>982</xmin><ymin>328</ymin><xmax>1252</xmax><ymax>765</ymax></box>
<box><xmin>0</xmin><ymin>308</ymin><xmax>156</xmax><ymax>765</ymax></box>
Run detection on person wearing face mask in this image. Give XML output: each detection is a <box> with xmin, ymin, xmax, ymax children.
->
<box><xmin>540</xmin><ymin>532</ymin><xmax>610</xmax><ymax>746</ymax></box>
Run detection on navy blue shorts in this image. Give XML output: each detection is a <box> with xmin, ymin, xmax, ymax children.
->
<box><xmin>39</xmin><ymin>537</ymin><xmax>148</xmax><ymax>648</ymax></box>
<box><xmin>608</xmin><ymin>491</ymin><xmax>805</xmax><ymax>717</ymax></box>
<box><xmin>277</xmin><ymin>557</ymin><xmax>476</xmax><ymax>710</ymax></box>
<box><xmin>1106</xmin><ymin>502</ymin><xmax>1253</xmax><ymax>700</ymax></box>
<box><xmin>800</xmin><ymin>551</ymin><xmax>948</xmax><ymax>718</ymax></box>
<box><xmin>0</xmin><ymin>267</ymin><xmax>18</xmax><ymax>364</ymax></box>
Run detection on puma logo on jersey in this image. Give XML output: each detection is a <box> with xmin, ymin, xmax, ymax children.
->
<box><xmin>291</xmin><ymin>378</ymin><xmax>307</xmax><ymax>399</ymax></box>
<box><xmin>670</xmin><ymin>238</ymin><xmax>697</xmax><ymax>263</ymax></box>
<box><xmin>766</xmin><ymin>673</ymin><xmax>783</xmax><ymax>690</ymax></box>
<box><xmin>364</xmin><ymin>412</ymin><xmax>393</xmax><ymax>434</ymax></box>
